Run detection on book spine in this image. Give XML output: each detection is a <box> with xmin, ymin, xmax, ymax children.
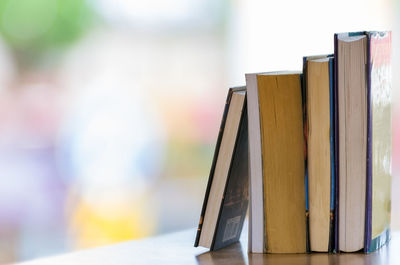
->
<box><xmin>301</xmin><ymin>60</ymin><xmax>310</xmax><ymax>253</ymax></box>
<box><xmin>364</xmin><ymin>32</ymin><xmax>373</xmax><ymax>253</ymax></box>
<box><xmin>328</xmin><ymin>57</ymin><xmax>336</xmax><ymax>253</ymax></box>
<box><xmin>333</xmin><ymin>33</ymin><xmax>339</xmax><ymax>253</ymax></box>
<box><xmin>194</xmin><ymin>89</ymin><xmax>233</xmax><ymax>247</ymax></box>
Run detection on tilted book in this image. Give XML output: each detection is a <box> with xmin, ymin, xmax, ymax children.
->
<box><xmin>194</xmin><ymin>87</ymin><xmax>249</xmax><ymax>250</ymax></box>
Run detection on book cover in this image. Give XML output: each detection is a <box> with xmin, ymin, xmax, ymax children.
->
<box><xmin>365</xmin><ymin>31</ymin><xmax>392</xmax><ymax>253</ymax></box>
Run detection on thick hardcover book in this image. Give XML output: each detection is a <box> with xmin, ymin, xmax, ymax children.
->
<box><xmin>334</xmin><ymin>31</ymin><xmax>392</xmax><ymax>253</ymax></box>
<box><xmin>335</xmin><ymin>32</ymin><xmax>368</xmax><ymax>252</ymax></box>
<box><xmin>303</xmin><ymin>55</ymin><xmax>336</xmax><ymax>253</ymax></box>
<box><xmin>194</xmin><ymin>87</ymin><xmax>249</xmax><ymax>251</ymax></box>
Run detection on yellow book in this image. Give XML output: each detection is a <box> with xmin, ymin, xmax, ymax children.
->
<box><xmin>304</xmin><ymin>55</ymin><xmax>335</xmax><ymax>252</ymax></box>
<box><xmin>246</xmin><ymin>72</ymin><xmax>306</xmax><ymax>253</ymax></box>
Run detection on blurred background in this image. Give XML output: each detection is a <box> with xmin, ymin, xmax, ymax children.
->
<box><xmin>0</xmin><ymin>0</ymin><xmax>398</xmax><ymax>263</ymax></box>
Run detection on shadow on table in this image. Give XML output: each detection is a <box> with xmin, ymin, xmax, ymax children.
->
<box><xmin>195</xmin><ymin>240</ymin><xmax>391</xmax><ymax>265</ymax></box>
<box><xmin>195</xmin><ymin>242</ymin><xmax>246</xmax><ymax>265</ymax></box>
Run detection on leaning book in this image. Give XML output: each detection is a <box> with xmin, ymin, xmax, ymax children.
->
<box><xmin>194</xmin><ymin>87</ymin><xmax>249</xmax><ymax>250</ymax></box>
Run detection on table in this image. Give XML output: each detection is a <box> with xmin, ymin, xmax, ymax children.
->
<box><xmin>16</xmin><ymin>227</ymin><xmax>400</xmax><ymax>265</ymax></box>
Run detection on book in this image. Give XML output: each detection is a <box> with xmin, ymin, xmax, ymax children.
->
<box><xmin>194</xmin><ymin>31</ymin><xmax>391</xmax><ymax>254</ymax></box>
<box><xmin>335</xmin><ymin>32</ymin><xmax>368</xmax><ymax>252</ymax></box>
<box><xmin>194</xmin><ymin>87</ymin><xmax>249</xmax><ymax>250</ymax></box>
<box><xmin>246</xmin><ymin>72</ymin><xmax>307</xmax><ymax>253</ymax></box>
<box><xmin>334</xmin><ymin>31</ymin><xmax>392</xmax><ymax>252</ymax></box>
<box><xmin>303</xmin><ymin>55</ymin><xmax>336</xmax><ymax>252</ymax></box>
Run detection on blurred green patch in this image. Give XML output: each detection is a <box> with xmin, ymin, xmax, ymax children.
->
<box><xmin>164</xmin><ymin>138</ymin><xmax>214</xmax><ymax>179</ymax></box>
<box><xmin>0</xmin><ymin>0</ymin><xmax>95</xmax><ymax>69</ymax></box>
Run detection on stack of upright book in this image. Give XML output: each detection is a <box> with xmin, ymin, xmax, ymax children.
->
<box><xmin>194</xmin><ymin>31</ymin><xmax>392</xmax><ymax>254</ymax></box>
